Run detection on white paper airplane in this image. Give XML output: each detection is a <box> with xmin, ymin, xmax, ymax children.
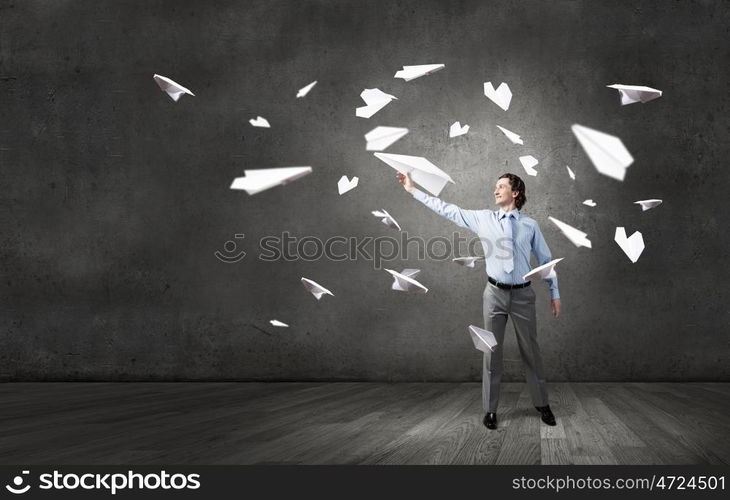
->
<box><xmin>153</xmin><ymin>74</ymin><xmax>195</xmax><ymax>102</ymax></box>
<box><xmin>523</xmin><ymin>258</ymin><xmax>564</xmax><ymax>281</ymax></box>
<box><xmin>394</xmin><ymin>64</ymin><xmax>445</xmax><ymax>81</ymax></box>
<box><xmin>365</xmin><ymin>126</ymin><xmax>409</xmax><ymax>151</ymax></box>
<box><xmin>484</xmin><ymin>82</ymin><xmax>512</xmax><ymax>111</ymax></box>
<box><xmin>301</xmin><ymin>277</ymin><xmax>334</xmax><ymax>300</ymax></box>
<box><xmin>583</xmin><ymin>199</ymin><xmax>597</xmax><ymax>207</ymax></box>
<box><xmin>615</xmin><ymin>227</ymin><xmax>645</xmax><ymax>263</ymax></box>
<box><xmin>385</xmin><ymin>268</ymin><xmax>428</xmax><ymax>293</ymax></box>
<box><xmin>296</xmin><ymin>80</ymin><xmax>317</xmax><ymax>98</ymax></box>
<box><xmin>449</xmin><ymin>121</ymin><xmax>470</xmax><ymax>138</ymax></box>
<box><xmin>572</xmin><ymin>124</ymin><xmax>634</xmax><ymax>181</ymax></box>
<box><xmin>230</xmin><ymin>166</ymin><xmax>312</xmax><ymax>195</ymax></box>
<box><xmin>453</xmin><ymin>256</ymin><xmax>484</xmax><ymax>268</ymax></box>
<box><xmin>606</xmin><ymin>84</ymin><xmax>662</xmax><ymax>105</ymax></box>
<box><xmin>519</xmin><ymin>155</ymin><xmax>538</xmax><ymax>176</ymax></box>
<box><xmin>337</xmin><ymin>175</ymin><xmax>359</xmax><ymax>195</ymax></box>
<box><xmin>356</xmin><ymin>88</ymin><xmax>397</xmax><ymax>118</ymax></box>
<box><xmin>634</xmin><ymin>199</ymin><xmax>662</xmax><ymax>211</ymax></box>
<box><xmin>496</xmin><ymin>125</ymin><xmax>523</xmax><ymax>145</ymax></box>
<box><xmin>270</xmin><ymin>320</ymin><xmax>289</xmax><ymax>327</ymax></box>
<box><xmin>468</xmin><ymin>325</ymin><xmax>498</xmax><ymax>353</ymax></box>
<box><xmin>374</xmin><ymin>152</ymin><xmax>455</xmax><ymax>196</ymax></box>
<box><xmin>249</xmin><ymin>116</ymin><xmax>270</xmax><ymax>128</ymax></box>
<box><xmin>548</xmin><ymin>216</ymin><xmax>592</xmax><ymax>248</ymax></box>
<box><xmin>567</xmin><ymin>166</ymin><xmax>576</xmax><ymax>180</ymax></box>
<box><xmin>371</xmin><ymin>209</ymin><xmax>401</xmax><ymax>231</ymax></box>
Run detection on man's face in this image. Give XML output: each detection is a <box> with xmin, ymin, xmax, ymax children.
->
<box><xmin>494</xmin><ymin>178</ymin><xmax>517</xmax><ymax>207</ymax></box>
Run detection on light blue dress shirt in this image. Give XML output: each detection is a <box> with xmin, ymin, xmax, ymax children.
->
<box><xmin>412</xmin><ymin>188</ymin><xmax>560</xmax><ymax>300</ymax></box>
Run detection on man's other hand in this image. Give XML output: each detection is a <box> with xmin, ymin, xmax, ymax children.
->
<box><xmin>551</xmin><ymin>298</ymin><xmax>561</xmax><ymax>318</ymax></box>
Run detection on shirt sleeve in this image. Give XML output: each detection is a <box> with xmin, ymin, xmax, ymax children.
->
<box><xmin>531</xmin><ymin>222</ymin><xmax>560</xmax><ymax>300</ymax></box>
<box><xmin>411</xmin><ymin>188</ymin><xmax>482</xmax><ymax>233</ymax></box>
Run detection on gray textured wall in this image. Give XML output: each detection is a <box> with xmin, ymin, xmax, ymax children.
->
<box><xmin>1</xmin><ymin>0</ymin><xmax>728</xmax><ymax>381</ymax></box>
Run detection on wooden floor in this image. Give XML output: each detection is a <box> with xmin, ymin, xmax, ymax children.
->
<box><xmin>1</xmin><ymin>382</ymin><xmax>729</xmax><ymax>465</ymax></box>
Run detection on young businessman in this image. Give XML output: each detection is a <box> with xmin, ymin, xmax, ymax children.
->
<box><xmin>397</xmin><ymin>172</ymin><xmax>560</xmax><ymax>429</ymax></box>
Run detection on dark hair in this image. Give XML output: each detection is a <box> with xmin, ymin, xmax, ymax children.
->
<box><xmin>498</xmin><ymin>173</ymin><xmax>527</xmax><ymax>210</ymax></box>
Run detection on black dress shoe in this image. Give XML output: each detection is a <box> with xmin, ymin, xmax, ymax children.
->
<box><xmin>535</xmin><ymin>405</ymin><xmax>556</xmax><ymax>426</ymax></box>
<box><xmin>483</xmin><ymin>412</ymin><xmax>497</xmax><ymax>429</ymax></box>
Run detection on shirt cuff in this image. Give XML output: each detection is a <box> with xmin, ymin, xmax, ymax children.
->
<box><xmin>411</xmin><ymin>188</ymin><xmax>427</xmax><ymax>202</ymax></box>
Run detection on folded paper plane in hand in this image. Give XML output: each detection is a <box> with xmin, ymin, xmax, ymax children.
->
<box><xmin>497</xmin><ymin>125</ymin><xmax>523</xmax><ymax>145</ymax></box>
<box><xmin>249</xmin><ymin>116</ymin><xmax>270</xmax><ymax>128</ymax></box>
<box><xmin>394</xmin><ymin>64</ymin><xmax>445</xmax><ymax>81</ymax></box>
<box><xmin>572</xmin><ymin>124</ymin><xmax>634</xmax><ymax>181</ymax></box>
<box><xmin>356</xmin><ymin>88</ymin><xmax>397</xmax><ymax>118</ymax></box>
<box><xmin>386</xmin><ymin>268</ymin><xmax>428</xmax><ymax>293</ymax></box>
<box><xmin>484</xmin><ymin>82</ymin><xmax>512</xmax><ymax>111</ymax></box>
<box><xmin>519</xmin><ymin>155</ymin><xmax>538</xmax><ymax>176</ymax></box>
<box><xmin>365</xmin><ymin>126</ymin><xmax>409</xmax><ymax>151</ymax></box>
<box><xmin>153</xmin><ymin>74</ymin><xmax>195</xmax><ymax>102</ymax></box>
<box><xmin>468</xmin><ymin>325</ymin><xmax>498</xmax><ymax>353</ymax></box>
<box><xmin>614</xmin><ymin>227</ymin><xmax>644</xmax><ymax>263</ymax></box>
<box><xmin>634</xmin><ymin>199</ymin><xmax>662</xmax><ymax>211</ymax></box>
<box><xmin>548</xmin><ymin>216</ymin><xmax>592</xmax><ymax>248</ymax></box>
<box><xmin>296</xmin><ymin>81</ymin><xmax>317</xmax><ymax>98</ymax></box>
<box><xmin>453</xmin><ymin>256</ymin><xmax>484</xmax><ymax>268</ymax></box>
<box><xmin>449</xmin><ymin>121</ymin><xmax>469</xmax><ymax>138</ymax></box>
<box><xmin>301</xmin><ymin>277</ymin><xmax>334</xmax><ymax>300</ymax></box>
<box><xmin>337</xmin><ymin>175</ymin><xmax>359</xmax><ymax>195</ymax></box>
<box><xmin>371</xmin><ymin>209</ymin><xmax>401</xmax><ymax>231</ymax></box>
<box><xmin>230</xmin><ymin>166</ymin><xmax>312</xmax><ymax>195</ymax></box>
<box><xmin>607</xmin><ymin>84</ymin><xmax>662</xmax><ymax>105</ymax></box>
<box><xmin>374</xmin><ymin>152</ymin><xmax>454</xmax><ymax>196</ymax></box>
<box><xmin>523</xmin><ymin>258</ymin><xmax>564</xmax><ymax>281</ymax></box>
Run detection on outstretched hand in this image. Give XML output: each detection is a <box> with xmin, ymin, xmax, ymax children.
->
<box><xmin>397</xmin><ymin>172</ymin><xmax>415</xmax><ymax>193</ymax></box>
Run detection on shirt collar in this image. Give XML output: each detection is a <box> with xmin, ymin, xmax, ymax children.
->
<box><xmin>497</xmin><ymin>208</ymin><xmax>520</xmax><ymax>220</ymax></box>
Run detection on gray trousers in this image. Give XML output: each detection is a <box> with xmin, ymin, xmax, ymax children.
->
<box><xmin>482</xmin><ymin>282</ymin><xmax>549</xmax><ymax>412</ymax></box>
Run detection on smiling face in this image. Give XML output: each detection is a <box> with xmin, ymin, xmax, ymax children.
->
<box><xmin>494</xmin><ymin>178</ymin><xmax>517</xmax><ymax>209</ymax></box>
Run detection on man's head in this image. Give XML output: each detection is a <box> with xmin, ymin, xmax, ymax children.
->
<box><xmin>494</xmin><ymin>173</ymin><xmax>526</xmax><ymax>210</ymax></box>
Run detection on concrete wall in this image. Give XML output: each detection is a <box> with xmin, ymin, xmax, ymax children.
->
<box><xmin>2</xmin><ymin>0</ymin><xmax>728</xmax><ymax>380</ymax></box>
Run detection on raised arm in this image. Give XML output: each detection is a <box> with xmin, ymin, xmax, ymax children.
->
<box><xmin>397</xmin><ymin>172</ymin><xmax>481</xmax><ymax>233</ymax></box>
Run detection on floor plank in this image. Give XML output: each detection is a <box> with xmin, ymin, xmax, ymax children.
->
<box><xmin>572</xmin><ymin>383</ymin><xmax>655</xmax><ymax>465</ymax></box>
<box><xmin>553</xmin><ymin>383</ymin><xmax>620</xmax><ymax>464</ymax></box>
